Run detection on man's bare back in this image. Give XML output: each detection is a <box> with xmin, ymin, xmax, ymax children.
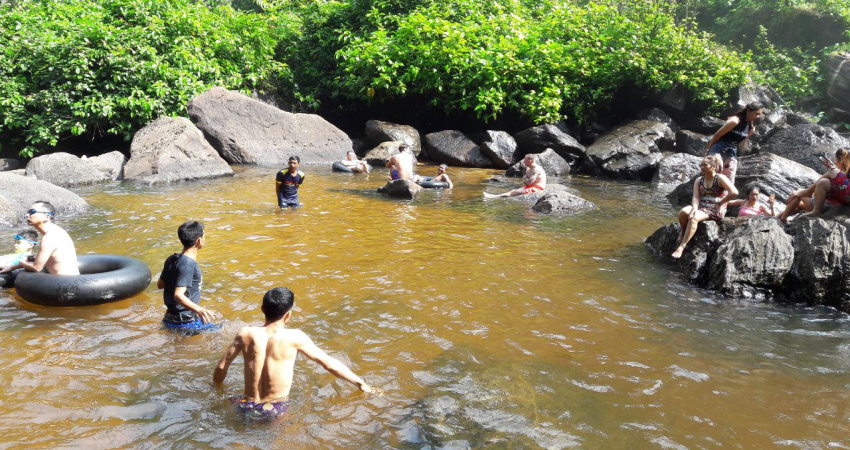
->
<box><xmin>38</xmin><ymin>224</ymin><xmax>79</xmax><ymax>275</ymax></box>
<box><xmin>386</xmin><ymin>144</ymin><xmax>419</xmax><ymax>181</ymax></box>
<box><xmin>214</xmin><ymin>287</ymin><xmax>371</xmax><ymax>407</ymax></box>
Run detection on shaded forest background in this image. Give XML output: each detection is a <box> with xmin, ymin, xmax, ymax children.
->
<box><xmin>0</xmin><ymin>0</ymin><xmax>847</xmax><ymax>157</ymax></box>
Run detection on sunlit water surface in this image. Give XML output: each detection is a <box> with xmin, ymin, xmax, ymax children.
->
<box><xmin>0</xmin><ymin>166</ymin><xmax>848</xmax><ymax>449</ymax></box>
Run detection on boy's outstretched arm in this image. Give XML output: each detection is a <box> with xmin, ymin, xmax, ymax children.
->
<box><xmin>213</xmin><ymin>332</ymin><xmax>245</xmax><ymax>385</ymax></box>
<box><xmin>296</xmin><ymin>331</ymin><xmax>371</xmax><ymax>392</ymax></box>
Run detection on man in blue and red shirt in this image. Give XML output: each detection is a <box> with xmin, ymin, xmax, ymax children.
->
<box><xmin>275</xmin><ymin>156</ymin><xmax>305</xmax><ymax>209</ymax></box>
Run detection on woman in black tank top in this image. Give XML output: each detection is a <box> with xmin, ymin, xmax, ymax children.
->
<box><xmin>706</xmin><ymin>101</ymin><xmax>765</xmax><ymax>184</ymax></box>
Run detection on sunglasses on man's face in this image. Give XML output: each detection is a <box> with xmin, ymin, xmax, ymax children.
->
<box><xmin>14</xmin><ymin>235</ymin><xmax>38</xmax><ymax>245</ymax></box>
<box><xmin>26</xmin><ymin>209</ymin><xmax>53</xmax><ymax>217</ymax></box>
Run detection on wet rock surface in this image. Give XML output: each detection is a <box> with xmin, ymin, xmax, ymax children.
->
<box><xmin>0</xmin><ymin>172</ymin><xmax>89</xmax><ymax>227</ymax></box>
<box><xmin>124</xmin><ymin>117</ymin><xmax>233</xmax><ymax>184</ymax></box>
<box><xmin>188</xmin><ymin>87</ymin><xmax>352</xmax><ymax>164</ymax></box>
<box><xmin>760</xmin><ymin>123</ymin><xmax>850</xmax><ymax>172</ymax></box>
<box><xmin>531</xmin><ymin>189</ymin><xmax>596</xmax><ymax>214</ymax></box>
<box><xmin>25</xmin><ymin>152</ymin><xmax>110</xmax><ymax>187</ymax></box>
<box><xmin>377</xmin><ymin>179</ymin><xmax>422</xmax><ymax>199</ymax></box>
<box><xmin>586</xmin><ymin>120</ymin><xmax>674</xmax><ymax>180</ymax></box>
<box><xmin>675</xmin><ymin>130</ymin><xmax>711</xmax><ymax>156</ymax></box>
<box><xmin>365</xmin><ymin>120</ymin><xmax>422</xmax><ymax>157</ymax></box>
<box><xmin>514</xmin><ymin>124</ymin><xmax>586</xmax><ymax>167</ymax></box>
<box><xmin>654</xmin><ymin>153</ymin><xmax>703</xmax><ymax>185</ymax></box>
<box><xmin>505</xmin><ymin>149</ymin><xmax>570</xmax><ymax>178</ymax></box>
<box><xmin>423</xmin><ymin>131</ymin><xmax>492</xmax><ymax>168</ymax></box>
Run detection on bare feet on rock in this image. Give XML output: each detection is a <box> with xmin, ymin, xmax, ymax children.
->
<box><xmin>671</xmin><ymin>246</ymin><xmax>685</xmax><ymax>259</ymax></box>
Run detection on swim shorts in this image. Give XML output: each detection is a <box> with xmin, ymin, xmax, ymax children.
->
<box><xmin>231</xmin><ymin>397</ymin><xmax>290</xmax><ymax>419</ymax></box>
<box><xmin>391</xmin><ymin>169</ymin><xmax>399</xmax><ymax>180</ymax></box>
<box><xmin>163</xmin><ymin>318</ymin><xmax>222</xmax><ymax>334</ymax></box>
<box><xmin>524</xmin><ymin>185</ymin><xmax>544</xmax><ymax>194</ymax></box>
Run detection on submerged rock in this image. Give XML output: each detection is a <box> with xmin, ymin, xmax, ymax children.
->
<box><xmin>423</xmin><ymin>131</ymin><xmax>492</xmax><ymax>168</ymax></box>
<box><xmin>377</xmin><ymin>179</ymin><xmax>422</xmax><ymax>199</ymax></box>
<box><xmin>479</xmin><ymin>131</ymin><xmax>518</xmax><ymax>169</ymax></box>
<box><xmin>586</xmin><ymin>120</ymin><xmax>674</xmax><ymax>180</ymax></box>
<box><xmin>0</xmin><ymin>172</ymin><xmax>89</xmax><ymax>227</ymax></box>
<box><xmin>532</xmin><ymin>190</ymin><xmax>596</xmax><ymax>214</ymax></box>
<box><xmin>760</xmin><ymin>123</ymin><xmax>850</xmax><ymax>172</ymax></box>
<box><xmin>505</xmin><ymin>149</ymin><xmax>570</xmax><ymax>178</ymax></box>
<box><xmin>188</xmin><ymin>87</ymin><xmax>352</xmax><ymax>164</ymax></box>
<box><xmin>25</xmin><ymin>152</ymin><xmax>110</xmax><ymax>186</ymax></box>
<box><xmin>365</xmin><ymin>120</ymin><xmax>422</xmax><ymax>157</ymax></box>
<box><xmin>124</xmin><ymin>117</ymin><xmax>233</xmax><ymax>184</ymax></box>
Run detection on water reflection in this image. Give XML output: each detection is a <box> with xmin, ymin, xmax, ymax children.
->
<box><xmin>0</xmin><ymin>166</ymin><xmax>847</xmax><ymax>449</ymax></box>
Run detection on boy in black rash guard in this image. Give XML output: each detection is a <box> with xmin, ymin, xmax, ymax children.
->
<box><xmin>276</xmin><ymin>156</ymin><xmax>305</xmax><ymax>209</ymax></box>
<box><xmin>158</xmin><ymin>221</ymin><xmax>219</xmax><ymax>331</ymax></box>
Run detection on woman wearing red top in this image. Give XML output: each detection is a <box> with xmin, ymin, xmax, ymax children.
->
<box><xmin>779</xmin><ymin>148</ymin><xmax>850</xmax><ymax>222</ymax></box>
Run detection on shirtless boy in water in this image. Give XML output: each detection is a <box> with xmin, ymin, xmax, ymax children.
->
<box><xmin>386</xmin><ymin>143</ymin><xmax>421</xmax><ymax>182</ymax></box>
<box><xmin>0</xmin><ymin>201</ymin><xmax>79</xmax><ymax>276</ymax></box>
<box><xmin>213</xmin><ymin>287</ymin><xmax>372</xmax><ymax>417</ymax></box>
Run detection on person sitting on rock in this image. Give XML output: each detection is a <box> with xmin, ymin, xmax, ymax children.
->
<box><xmin>0</xmin><ymin>229</ymin><xmax>38</xmax><ymax>267</ymax></box>
<box><xmin>386</xmin><ymin>143</ymin><xmax>421</xmax><ymax>182</ymax></box>
<box><xmin>484</xmin><ymin>154</ymin><xmax>546</xmax><ymax>198</ymax></box>
<box><xmin>275</xmin><ymin>155</ymin><xmax>305</xmax><ymax>209</ymax></box>
<box><xmin>672</xmin><ymin>156</ymin><xmax>738</xmax><ymax>259</ymax></box>
<box><xmin>726</xmin><ymin>187</ymin><xmax>776</xmax><ymax>217</ymax></box>
<box><xmin>0</xmin><ymin>201</ymin><xmax>80</xmax><ymax>276</ymax></box>
<box><xmin>340</xmin><ymin>151</ymin><xmax>371</xmax><ymax>173</ymax></box>
<box><xmin>779</xmin><ymin>148</ymin><xmax>850</xmax><ymax>222</ymax></box>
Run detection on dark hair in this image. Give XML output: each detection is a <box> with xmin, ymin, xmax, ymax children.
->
<box><xmin>736</xmin><ymin>101</ymin><xmax>764</xmax><ymax>123</ymax></box>
<box><xmin>177</xmin><ymin>221</ymin><xmax>204</xmax><ymax>247</ymax></box>
<box><xmin>262</xmin><ymin>287</ymin><xmax>295</xmax><ymax>321</ymax></box>
<box><xmin>398</xmin><ymin>143</ymin><xmax>409</xmax><ymax>151</ymax></box>
<box><xmin>19</xmin><ymin>228</ymin><xmax>38</xmax><ymax>242</ymax></box>
<box><xmin>288</xmin><ymin>155</ymin><xmax>300</xmax><ymax>163</ymax></box>
<box><xmin>32</xmin><ymin>200</ymin><xmax>55</xmax><ymax>222</ymax></box>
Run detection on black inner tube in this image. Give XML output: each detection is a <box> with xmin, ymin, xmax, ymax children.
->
<box><xmin>417</xmin><ymin>177</ymin><xmax>449</xmax><ymax>189</ymax></box>
<box><xmin>14</xmin><ymin>254</ymin><xmax>151</xmax><ymax>307</ymax></box>
<box><xmin>332</xmin><ymin>161</ymin><xmax>353</xmax><ymax>172</ymax></box>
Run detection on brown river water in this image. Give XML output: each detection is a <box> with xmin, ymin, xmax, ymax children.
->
<box><xmin>1</xmin><ymin>165</ymin><xmax>849</xmax><ymax>449</ymax></box>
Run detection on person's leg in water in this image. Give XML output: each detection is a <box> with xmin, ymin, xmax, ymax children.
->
<box><xmin>801</xmin><ymin>178</ymin><xmax>832</xmax><ymax>218</ymax></box>
<box><xmin>484</xmin><ymin>186</ymin><xmax>528</xmax><ymax>199</ymax></box>
<box><xmin>672</xmin><ymin>208</ymin><xmax>711</xmax><ymax>259</ymax></box>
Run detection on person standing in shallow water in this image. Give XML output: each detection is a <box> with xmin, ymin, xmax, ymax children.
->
<box><xmin>276</xmin><ymin>155</ymin><xmax>305</xmax><ymax>209</ymax></box>
<box><xmin>158</xmin><ymin>221</ymin><xmax>218</xmax><ymax>329</ymax></box>
<box><xmin>706</xmin><ymin>101</ymin><xmax>764</xmax><ymax>185</ymax></box>
<box><xmin>213</xmin><ymin>287</ymin><xmax>373</xmax><ymax>419</ymax></box>
<box><xmin>672</xmin><ymin>156</ymin><xmax>738</xmax><ymax>259</ymax></box>
<box><xmin>483</xmin><ymin>154</ymin><xmax>546</xmax><ymax>198</ymax></box>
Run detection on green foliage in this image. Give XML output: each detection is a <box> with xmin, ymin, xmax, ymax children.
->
<box><xmin>0</xmin><ymin>0</ymin><xmax>292</xmax><ymax>157</ymax></box>
<box><xmin>333</xmin><ymin>0</ymin><xmax>751</xmax><ymax>124</ymax></box>
<box><xmin>749</xmin><ymin>27</ymin><xmax>822</xmax><ymax>105</ymax></box>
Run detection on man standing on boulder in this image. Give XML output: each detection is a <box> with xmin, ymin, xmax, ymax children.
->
<box><xmin>386</xmin><ymin>143</ymin><xmax>421</xmax><ymax>182</ymax></box>
<box><xmin>0</xmin><ymin>201</ymin><xmax>79</xmax><ymax>275</ymax></box>
<box><xmin>275</xmin><ymin>156</ymin><xmax>305</xmax><ymax>209</ymax></box>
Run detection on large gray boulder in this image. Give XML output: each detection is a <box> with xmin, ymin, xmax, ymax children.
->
<box><xmin>377</xmin><ymin>179</ymin><xmax>421</xmax><ymax>199</ymax></box>
<box><xmin>479</xmin><ymin>131</ymin><xmax>518</xmax><ymax>169</ymax></box>
<box><xmin>0</xmin><ymin>159</ymin><xmax>21</xmax><ymax>172</ymax></box>
<box><xmin>505</xmin><ymin>149</ymin><xmax>570</xmax><ymax>178</ymax></box>
<box><xmin>124</xmin><ymin>117</ymin><xmax>233</xmax><ymax>184</ymax></box>
<box><xmin>707</xmin><ymin>218</ymin><xmax>794</xmax><ymax>299</ymax></box>
<box><xmin>188</xmin><ymin>87</ymin><xmax>352</xmax><ymax>164</ymax></box>
<box><xmin>646</xmin><ymin>220</ymin><xmax>722</xmax><ymax>284</ymax></box>
<box><xmin>636</xmin><ymin>108</ymin><xmax>678</xmax><ymax>133</ymax></box>
<box><xmin>513</xmin><ymin>124</ymin><xmax>586</xmax><ymax>167</ymax></box>
<box><xmin>362</xmin><ymin>141</ymin><xmax>405</xmax><ymax>166</ymax></box>
<box><xmin>760</xmin><ymin>123</ymin><xmax>850</xmax><ymax>172</ymax></box>
<box><xmin>504</xmin><ymin>183</ymin><xmax>580</xmax><ymax>205</ymax></box>
<box><xmin>675</xmin><ymin>130</ymin><xmax>711</xmax><ymax>156</ymax></box>
<box><xmin>826</xmin><ymin>52</ymin><xmax>850</xmax><ymax>114</ymax></box>
<box><xmin>0</xmin><ymin>172</ymin><xmax>89</xmax><ymax>227</ymax></box>
<box><xmin>654</xmin><ymin>153</ymin><xmax>703</xmax><ymax>185</ymax></box>
<box><xmin>422</xmin><ymin>131</ymin><xmax>492</xmax><ymax>168</ymax></box>
<box><xmin>532</xmin><ymin>189</ymin><xmax>596</xmax><ymax>214</ymax></box>
<box><xmin>365</xmin><ymin>120</ymin><xmax>422</xmax><ymax>157</ymax></box>
<box><xmin>25</xmin><ymin>152</ymin><xmax>110</xmax><ymax>187</ymax></box>
<box><xmin>87</xmin><ymin>151</ymin><xmax>127</xmax><ymax>181</ymax></box>
<box><xmin>783</xmin><ymin>217</ymin><xmax>850</xmax><ymax>312</ymax></box>
<box><xmin>683</xmin><ymin>116</ymin><xmax>725</xmax><ymax>135</ymax></box>
<box><xmin>586</xmin><ymin>120</ymin><xmax>674</xmax><ymax>180</ymax></box>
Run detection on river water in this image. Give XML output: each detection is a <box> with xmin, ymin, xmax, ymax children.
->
<box><xmin>0</xmin><ymin>166</ymin><xmax>848</xmax><ymax>449</ymax></box>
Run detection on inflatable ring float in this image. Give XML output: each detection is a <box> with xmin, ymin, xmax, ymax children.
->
<box><xmin>332</xmin><ymin>161</ymin><xmax>372</xmax><ymax>173</ymax></box>
<box><xmin>14</xmin><ymin>254</ymin><xmax>151</xmax><ymax>307</ymax></box>
<box><xmin>417</xmin><ymin>177</ymin><xmax>449</xmax><ymax>189</ymax></box>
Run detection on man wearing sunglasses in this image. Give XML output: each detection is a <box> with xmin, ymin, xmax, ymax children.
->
<box><xmin>0</xmin><ymin>201</ymin><xmax>79</xmax><ymax>276</ymax></box>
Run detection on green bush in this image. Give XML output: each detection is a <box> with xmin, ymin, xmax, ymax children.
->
<box><xmin>333</xmin><ymin>0</ymin><xmax>751</xmax><ymax>124</ymax></box>
<box><xmin>0</xmin><ymin>0</ymin><xmax>293</xmax><ymax>157</ymax></box>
